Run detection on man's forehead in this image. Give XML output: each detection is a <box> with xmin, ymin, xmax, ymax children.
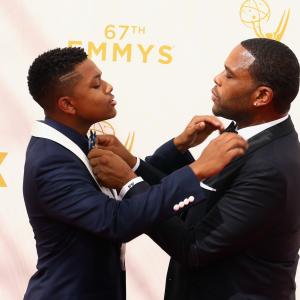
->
<box><xmin>226</xmin><ymin>45</ymin><xmax>255</xmax><ymax>70</ymax></box>
<box><xmin>76</xmin><ymin>60</ymin><xmax>102</xmax><ymax>79</ymax></box>
<box><xmin>59</xmin><ymin>61</ymin><xmax>101</xmax><ymax>83</ymax></box>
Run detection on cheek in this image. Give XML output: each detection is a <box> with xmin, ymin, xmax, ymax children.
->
<box><xmin>87</xmin><ymin>93</ymin><xmax>105</xmax><ymax>107</ymax></box>
<box><xmin>221</xmin><ymin>84</ymin><xmax>244</xmax><ymax>101</ymax></box>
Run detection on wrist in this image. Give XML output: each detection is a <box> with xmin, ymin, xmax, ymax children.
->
<box><xmin>126</xmin><ymin>154</ymin><xmax>137</xmax><ymax>169</ymax></box>
<box><xmin>189</xmin><ymin>161</ymin><xmax>206</xmax><ymax>180</ymax></box>
<box><xmin>124</xmin><ymin>171</ymin><xmax>138</xmax><ymax>185</ymax></box>
<box><xmin>173</xmin><ymin>136</ymin><xmax>188</xmax><ymax>153</ymax></box>
<box><xmin>118</xmin><ymin>176</ymin><xmax>144</xmax><ymax>199</ymax></box>
<box><xmin>117</xmin><ymin>172</ymin><xmax>137</xmax><ymax>192</ymax></box>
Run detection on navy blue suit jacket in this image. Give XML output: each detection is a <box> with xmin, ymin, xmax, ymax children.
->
<box><xmin>23</xmin><ymin>119</ymin><xmax>204</xmax><ymax>300</ymax></box>
<box><xmin>141</xmin><ymin>117</ymin><xmax>300</xmax><ymax>300</ymax></box>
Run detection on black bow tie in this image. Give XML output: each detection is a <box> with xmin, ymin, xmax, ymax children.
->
<box><xmin>88</xmin><ymin>130</ymin><xmax>97</xmax><ymax>150</ymax></box>
<box><xmin>224</xmin><ymin>121</ymin><xmax>238</xmax><ymax>133</ymax></box>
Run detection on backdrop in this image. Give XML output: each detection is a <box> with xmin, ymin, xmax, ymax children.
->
<box><xmin>1</xmin><ymin>0</ymin><xmax>300</xmax><ymax>299</ymax></box>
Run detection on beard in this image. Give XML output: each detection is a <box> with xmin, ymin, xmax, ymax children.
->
<box><xmin>212</xmin><ymin>103</ymin><xmax>233</xmax><ymax>120</ymax></box>
<box><xmin>212</xmin><ymin>101</ymin><xmax>252</xmax><ymax>126</ymax></box>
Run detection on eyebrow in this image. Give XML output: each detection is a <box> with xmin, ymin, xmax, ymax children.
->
<box><xmin>225</xmin><ymin>65</ymin><xmax>235</xmax><ymax>76</ymax></box>
<box><xmin>90</xmin><ymin>72</ymin><xmax>102</xmax><ymax>82</ymax></box>
<box><xmin>95</xmin><ymin>72</ymin><xmax>102</xmax><ymax>79</ymax></box>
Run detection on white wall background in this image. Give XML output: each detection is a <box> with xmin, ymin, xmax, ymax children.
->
<box><xmin>0</xmin><ymin>0</ymin><xmax>300</xmax><ymax>299</ymax></box>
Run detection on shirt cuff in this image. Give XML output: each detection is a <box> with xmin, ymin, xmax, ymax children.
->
<box><xmin>119</xmin><ymin>176</ymin><xmax>144</xmax><ymax>199</ymax></box>
<box><xmin>132</xmin><ymin>157</ymin><xmax>140</xmax><ymax>172</ymax></box>
<box><xmin>200</xmin><ymin>181</ymin><xmax>216</xmax><ymax>192</ymax></box>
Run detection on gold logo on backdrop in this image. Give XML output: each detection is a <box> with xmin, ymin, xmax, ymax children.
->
<box><xmin>90</xmin><ymin>121</ymin><xmax>135</xmax><ymax>152</ymax></box>
<box><xmin>68</xmin><ymin>24</ymin><xmax>173</xmax><ymax>64</ymax></box>
<box><xmin>0</xmin><ymin>152</ymin><xmax>7</xmax><ymax>187</ymax></box>
<box><xmin>240</xmin><ymin>0</ymin><xmax>290</xmax><ymax>41</ymax></box>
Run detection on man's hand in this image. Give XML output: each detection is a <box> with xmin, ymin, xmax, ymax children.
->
<box><xmin>190</xmin><ymin>133</ymin><xmax>248</xmax><ymax>180</ymax></box>
<box><xmin>173</xmin><ymin>115</ymin><xmax>224</xmax><ymax>153</ymax></box>
<box><xmin>95</xmin><ymin>135</ymin><xmax>137</xmax><ymax>168</ymax></box>
<box><xmin>88</xmin><ymin>148</ymin><xmax>137</xmax><ymax>191</ymax></box>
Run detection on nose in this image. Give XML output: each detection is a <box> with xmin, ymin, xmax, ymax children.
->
<box><xmin>214</xmin><ymin>72</ymin><xmax>222</xmax><ymax>87</ymax></box>
<box><xmin>104</xmin><ymin>81</ymin><xmax>113</xmax><ymax>94</ymax></box>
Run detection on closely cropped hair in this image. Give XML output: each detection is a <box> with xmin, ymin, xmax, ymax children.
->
<box><xmin>241</xmin><ymin>38</ymin><xmax>300</xmax><ymax>113</ymax></box>
<box><xmin>27</xmin><ymin>47</ymin><xmax>88</xmax><ymax>110</ymax></box>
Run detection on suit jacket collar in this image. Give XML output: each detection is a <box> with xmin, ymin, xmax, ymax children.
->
<box><xmin>237</xmin><ymin>115</ymin><xmax>289</xmax><ymax>141</ymax></box>
<box><xmin>43</xmin><ymin>118</ymin><xmax>89</xmax><ymax>155</ymax></box>
<box><xmin>245</xmin><ymin>115</ymin><xmax>295</xmax><ymax>156</ymax></box>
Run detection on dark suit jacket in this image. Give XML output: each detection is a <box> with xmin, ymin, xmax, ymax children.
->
<box><xmin>140</xmin><ymin>117</ymin><xmax>300</xmax><ymax>300</ymax></box>
<box><xmin>23</xmin><ymin>118</ymin><xmax>205</xmax><ymax>300</ymax></box>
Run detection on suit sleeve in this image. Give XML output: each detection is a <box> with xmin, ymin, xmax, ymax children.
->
<box><xmin>34</xmin><ymin>150</ymin><xmax>204</xmax><ymax>243</ymax></box>
<box><xmin>143</xmin><ymin>139</ymin><xmax>195</xmax><ymax>175</ymax></box>
<box><xmin>149</xmin><ymin>160</ymin><xmax>286</xmax><ymax>267</ymax></box>
<box><xmin>135</xmin><ymin>140</ymin><xmax>195</xmax><ymax>184</ymax></box>
<box><xmin>135</xmin><ymin>159</ymin><xmax>167</xmax><ymax>185</ymax></box>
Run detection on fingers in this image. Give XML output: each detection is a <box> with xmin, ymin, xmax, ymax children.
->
<box><xmin>191</xmin><ymin>121</ymin><xmax>205</xmax><ymax>132</ymax></box>
<box><xmin>191</xmin><ymin>133</ymin><xmax>248</xmax><ymax>179</ymax></box>
<box><xmin>210</xmin><ymin>133</ymin><xmax>248</xmax><ymax>163</ymax></box>
<box><xmin>186</xmin><ymin>116</ymin><xmax>224</xmax><ymax>138</ymax></box>
<box><xmin>91</xmin><ymin>164</ymin><xmax>103</xmax><ymax>177</ymax></box>
<box><xmin>95</xmin><ymin>134</ymin><xmax>115</xmax><ymax>146</ymax></box>
<box><xmin>190</xmin><ymin>115</ymin><xmax>224</xmax><ymax>131</ymax></box>
<box><xmin>87</xmin><ymin>148</ymin><xmax>113</xmax><ymax>160</ymax></box>
<box><xmin>88</xmin><ymin>148</ymin><xmax>136</xmax><ymax>189</ymax></box>
<box><xmin>95</xmin><ymin>145</ymin><xmax>111</xmax><ymax>151</ymax></box>
<box><xmin>214</xmin><ymin>132</ymin><xmax>248</xmax><ymax>151</ymax></box>
<box><xmin>226</xmin><ymin>147</ymin><xmax>247</xmax><ymax>160</ymax></box>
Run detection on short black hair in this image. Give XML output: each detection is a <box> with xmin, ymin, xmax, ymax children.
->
<box><xmin>27</xmin><ymin>47</ymin><xmax>88</xmax><ymax>110</ymax></box>
<box><xmin>241</xmin><ymin>38</ymin><xmax>300</xmax><ymax>113</ymax></box>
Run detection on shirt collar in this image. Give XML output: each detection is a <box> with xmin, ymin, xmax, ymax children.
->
<box><xmin>43</xmin><ymin>117</ymin><xmax>89</xmax><ymax>155</ymax></box>
<box><xmin>237</xmin><ymin>115</ymin><xmax>289</xmax><ymax>141</ymax></box>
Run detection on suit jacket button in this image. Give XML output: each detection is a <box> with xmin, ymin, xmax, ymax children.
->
<box><xmin>188</xmin><ymin>195</ymin><xmax>195</xmax><ymax>202</ymax></box>
<box><xmin>184</xmin><ymin>198</ymin><xmax>189</xmax><ymax>205</ymax></box>
<box><xmin>173</xmin><ymin>204</ymin><xmax>180</xmax><ymax>211</ymax></box>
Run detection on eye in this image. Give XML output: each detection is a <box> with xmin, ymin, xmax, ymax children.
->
<box><xmin>92</xmin><ymin>81</ymin><xmax>101</xmax><ymax>89</ymax></box>
<box><xmin>225</xmin><ymin>72</ymin><xmax>233</xmax><ymax>79</ymax></box>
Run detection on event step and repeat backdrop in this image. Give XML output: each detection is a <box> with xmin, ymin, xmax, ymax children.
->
<box><xmin>1</xmin><ymin>0</ymin><xmax>300</xmax><ymax>299</ymax></box>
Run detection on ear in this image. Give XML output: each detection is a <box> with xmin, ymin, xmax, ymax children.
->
<box><xmin>57</xmin><ymin>96</ymin><xmax>76</xmax><ymax>115</ymax></box>
<box><xmin>253</xmin><ymin>86</ymin><xmax>273</xmax><ymax>108</ymax></box>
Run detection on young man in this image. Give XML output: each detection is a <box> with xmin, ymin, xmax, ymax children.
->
<box><xmin>23</xmin><ymin>47</ymin><xmax>246</xmax><ymax>300</ymax></box>
<box><xmin>90</xmin><ymin>38</ymin><xmax>300</xmax><ymax>299</ymax></box>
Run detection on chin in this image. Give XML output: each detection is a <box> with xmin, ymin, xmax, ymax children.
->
<box><xmin>106</xmin><ymin>110</ymin><xmax>117</xmax><ymax>120</ymax></box>
<box><xmin>212</xmin><ymin>106</ymin><xmax>220</xmax><ymax>116</ymax></box>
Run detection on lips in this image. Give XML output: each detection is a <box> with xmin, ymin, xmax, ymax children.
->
<box><xmin>211</xmin><ymin>87</ymin><xmax>219</xmax><ymax>102</ymax></box>
<box><xmin>110</xmin><ymin>95</ymin><xmax>117</xmax><ymax>106</ymax></box>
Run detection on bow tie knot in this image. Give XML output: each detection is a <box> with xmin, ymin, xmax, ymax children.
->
<box><xmin>224</xmin><ymin>121</ymin><xmax>238</xmax><ymax>133</ymax></box>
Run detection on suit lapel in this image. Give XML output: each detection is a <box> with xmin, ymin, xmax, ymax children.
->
<box><xmin>203</xmin><ymin>117</ymin><xmax>295</xmax><ymax>190</ymax></box>
<box><xmin>184</xmin><ymin>117</ymin><xmax>296</xmax><ymax>226</ymax></box>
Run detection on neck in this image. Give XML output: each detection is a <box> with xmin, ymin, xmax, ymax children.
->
<box><xmin>235</xmin><ymin>110</ymin><xmax>287</xmax><ymax>130</ymax></box>
<box><xmin>45</xmin><ymin>112</ymin><xmax>92</xmax><ymax>136</ymax></box>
